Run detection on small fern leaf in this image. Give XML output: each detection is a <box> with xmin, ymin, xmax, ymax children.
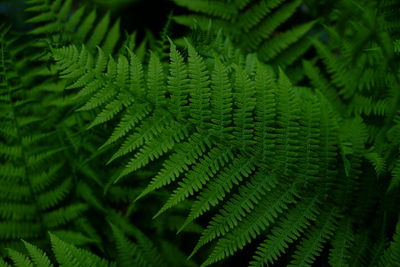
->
<box><xmin>100</xmin><ymin>103</ymin><xmax>151</xmax><ymax>149</ymax></box>
<box><xmin>50</xmin><ymin>233</ymin><xmax>114</xmax><ymax>267</ymax></box>
<box><xmin>187</xmin><ymin>41</ymin><xmax>211</xmax><ymax>129</ymax></box>
<box><xmin>102</xmin><ymin>19</ymin><xmax>121</xmax><ymax>54</ymax></box>
<box><xmin>76</xmin><ymin>10</ymin><xmax>97</xmax><ymax>42</ymax></box>
<box><xmin>209</xmin><ymin>58</ymin><xmax>233</xmax><ymax>138</ymax></box>
<box><xmin>168</xmin><ymin>41</ymin><xmax>189</xmax><ymax>120</ymax></box>
<box><xmin>135</xmin><ymin>133</ymin><xmax>212</xmax><ymax>201</ymax></box>
<box><xmin>189</xmin><ymin>171</ymin><xmax>277</xmax><ymax>258</ymax></box>
<box><xmin>201</xmin><ymin>181</ymin><xmax>299</xmax><ymax>266</ymax></box>
<box><xmin>328</xmin><ymin>218</ymin><xmax>354</xmax><ymax>267</ymax></box>
<box><xmin>178</xmin><ymin>156</ymin><xmax>255</xmax><ymax>233</ymax></box>
<box><xmin>232</xmin><ymin>64</ymin><xmax>256</xmax><ymax>149</ymax></box>
<box><xmin>241</xmin><ymin>0</ymin><xmax>302</xmax><ymax>50</ymax></box>
<box><xmin>147</xmin><ymin>53</ymin><xmax>166</xmax><ymax>107</ymax></box>
<box><xmin>289</xmin><ymin>207</ymin><xmax>339</xmax><ymax>267</ymax></box>
<box><xmin>153</xmin><ymin>147</ymin><xmax>234</xmax><ymax>218</ymax></box>
<box><xmin>107</xmin><ymin>113</ymin><xmax>171</xmax><ymax>164</ymax></box>
<box><xmin>111</xmin><ymin>224</ymin><xmax>151</xmax><ymax>267</ymax></box>
<box><xmin>22</xmin><ymin>240</ymin><xmax>53</xmax><ymax>267</ymax></box>
<box><xmin>258</xmin><ymin>21</ymin><xmax>316</xmax><ymax>62</ymax></box>
<box><xmin>117</xmin><ymin>122</ymin><xmax>189</xmax><ymax>181</ymax></box>
<box><xmin>87</xmin><ymin>12</ymin><xmax>110</xmax><ymax>49</ymax></box>
<box><xmin>250</xmin><ymin>195</ymin><xmax>321</xmax><ymax>266</ymax></box>
<box><xmin>7</xmin><ymin>249</ymin><xmax>34</xmax><ymax>267</ymax></box>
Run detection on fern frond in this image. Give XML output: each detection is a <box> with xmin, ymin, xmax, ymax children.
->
<box><xmin>329</xmin><ymin>218</ymin><xmax>354</xmax><ymax>267</ymax></box>
<box><xmin>289</xmin><ymin>207</ymin><xmax>339</xmax><ymax>267</ymax></box>
<box><xmin>250</xmin><ymin>195</ymin><xmax>321</xmax><ymax>266</ymax></box>
<box><xmin>136</xmin><ymin>133</ymin><xmax>212</xmax><ymax>201</ymax></box>
<box><xmin>21</xmin><ymin>240</ymin><xmax>53</xmax><ymax>267</ymax></box>
<box><xmin>187</xmin><ymin>41</ymin><xmax>211</xmax><ymax>129</ymax></box>
<box><xmin>200</xmin><ymin>180</ymin><xmax>299</xmax><ymax>266</ymax></box>
<box><xmin>52</xmin><ymin>41</ymin><xmax>344</xmax><ymax>266</ymax></box>
<box><xmin>167</xmin><ymin>42</ymin><xmax>189</xmax><ymax>121</ymax></box>
<box><xmin>154</xmin><ymin>146</ymin><xmax>234</xmax><ymax>218</ymax></box>
<box><xmin>0</xmin><ymin>27</ymin><xmax>88</xmax><ymax>249</ymax></box>
<box><xmin>173</xmin><ymin>0</ymin><xmax>315</xmax><ymax>69</ymax></box>
<box><xmin>111</xmin><ymin>224</ymin><xmax>158</xmax><ymax>267</ymax></box>
<box><xmin>258</xmin><ymin>21</ymin><xmax>316</xmax><ymax>62</ymax></box>
<box><xmin>27</xmin><ymin>0</ymin><xmax>123</xmax><ymax>54</ymax></box>
<box><xmin>50</xmin><ymin>233</ymin><xmax>114</xmax><ymax>267</ymax></box>
<box><xmin>178</xmin><ymin>156</ymin><xmax>255</xmax><ymax>233</ymax></box>
<box><xmin>209</xmin><ymin>58</ymin><xmax>233</xmax><ymax>138</ymax></box>
<box><xmin>232</xmin><ymin>64</ymin><xmax>256</xmax><ymax>148</ymax></box>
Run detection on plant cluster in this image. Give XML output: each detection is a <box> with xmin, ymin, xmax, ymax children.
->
<box><xmin>0</xmin><ymin>0</ymin><xmax>400</xmax><ymax>266</ymax></box>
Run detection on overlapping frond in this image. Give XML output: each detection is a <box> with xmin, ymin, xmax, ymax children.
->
<box><xmin>0</xmin><ymin>27</ymin><xmax>88</xmax><ymax>253</ymax></box>
<box><xmin>26</xmin><ymin>0</ymin><xmax>122</xmax><ymax>54</ymax></box>
<box><xmin>172</xmin><ymin>0</ymin><xmax>315</xmax><ymax>73</ymax></box>
<box><xmin>52</xmin><ymin>40</ymin><xmax>340</xmax><ymax>265</ymax></box>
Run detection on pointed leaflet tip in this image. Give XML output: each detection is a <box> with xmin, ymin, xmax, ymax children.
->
<box><xmin>152</xmin><ymin>203</ymin><xmax>170</xmax><ymax>219</ymax></box>
<box><xmin>177</xmin><ymin>216</ymin><xmax>193</xmax><ymax>235</ymax></box>
<box><xmin>187</xmin><ymin>243</ymin><xmax>202</xmax><ymax>260</ymax></box>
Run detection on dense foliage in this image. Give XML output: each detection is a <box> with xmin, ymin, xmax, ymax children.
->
<box><xmin>1</xmin><ymin>0</ymin><xmax>400</xmax><ymax>266</ymax></box>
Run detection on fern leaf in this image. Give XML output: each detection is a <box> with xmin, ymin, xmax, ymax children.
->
<box><xmin>50</xmin><ymin>233</ymin><xmax>114</xmax><ymax>267</ymax></box>
<box><xmin>87</xmin><ymin>12</ymin><xmax>111</xmax><ymax>49</ymax></box>
<box><xmin>258</xmin><ymin>21</ymin><xmax>316</xmax><ymax>62</ymax></box>
<box><xmin>7</xmin><ymin>249</ymin><xmax>34</xmax><ymax>267</ymax></box>
<box><xmin>100</xmin><ymin>103</ymin><xmax>151</xmax><ymax>149</ymax></box>
<box><xmin>289</xmin><ymin>208</ymin><xmax>339</xmax><ymax>267</ymax></box>
<box><xmin>274</xmin><ymin>69</ymin><xmax>301</xmax><ymax>175</ymax></box>
<box><xmin>111</xmin><ymin>224</ymin><xmax>153</xmax><ymax>267</ymax></box>
<box><xmin>187</xmin><ymin>41</ymin><xmax>211</xmax><ymax>129</ymax></box>
<box><xmin>168</xmin><ymin>42</ymin><xmax>189</xmax><ymax>120</ymax></box>
<box><xmin>189</xmin><ymin>171</ymin><xmax>278</xmax><ymax>257</ymax></box>
<box><xmin>147</xmin><ymin>53</ymin><xmax>166</xmax><ymax>107</ymax></box>
<box><xmin>178</xmin><ymin>156</ymin><xmax>255</xmax><ymax>233</ymax></box>
<box><xmin>136</xmin><ymin>133</ymin><xmax>212</xmax><ymax>201</ymax></box>
<box><xmin>76</xmin><ymin>10</ymin><xmax>97</xmax><ymax>42</ymax></box>
<box><xmin>126</xmin><ymin>49</ymin><xmax>145</xmax><ymax>95</ymax></box>
<box><xmin>201</xmin><ymin>181</ymin><xmax>299</xmax><ymax>266</ymax></box>
<box><xmin>209</xmin><ymin>58</ymin><xmax>233</xmax><ymax>138</ymax></box>
<box><xmin>154</xmin><ymin>146</ymin><xmax>234</xmax><ymax>218</ymax></box>
<box><xmin>250</xmin><ymin>195</ymin><xmax>321</xmax><ymax>266</ymax></box>
<box><xmin>240</xmin><ymin>0</ymin><xmax>301</xmax><ymax>50</ymax></box>
<box><xmin>232</xmin><ymin>64</ymin><xmax>256</xmax><ymax>148</ymax></box>
<box><xmin>253</xmin><ymin>63</ymin><xmax>277</xmax><ymax>163</ymax></box>
<box><xmin>329</xmin><ymin>218</ymin><xmax>354</xmax><ymax>267</ymax></box>
<box><xmin>102</xmin><ymin>19</ymin><xmax>121</xmax><ymax>54</ymax></box>
<box><xmin>107</xmin><ymin>112</ymin><xmax>171</xmax><ymax>164</ymax></box>
<box><xmin>22</xmin><ymin>240</ymin><xmax>53</xmax><ymax>267</ymax></box>
<box><xmin>116</xmin><ymin>122</ymin><xmax>189</xmax><ymax>181</ymax></box>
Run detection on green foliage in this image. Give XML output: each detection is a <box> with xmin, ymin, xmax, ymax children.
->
<box><xmin>0</xmin><ymin>26</ymin><xmax>88</xmax><ymax>254</ymax></box>
<box><xmin>0</xmin><ymin>0</ymin><xmax>400</xmax><ymax>266</ymax></box>
<box><xmin>172</xmin><ymin>0</ymin><xmax>316</xmax><ymax>82</ymax></box>
<box><xmin>2</xmin><ymin>230</ymin><xmax>165</xmax><ymax>267</ymax></box>
<box><xmin>26</xmin><ymin>0</ymin><xmax>124</xmax><ymax>54</ymax></box>
<box><xmin>51</xmin><ymin>39</ymin><xmax>339</xmax><ymax>266</ymax></box>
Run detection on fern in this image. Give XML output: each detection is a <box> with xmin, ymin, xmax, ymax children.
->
<box><xmin>4</xmin><ymin>233</ymin><xmax>113</xmax><ymax>267</ymax></box>
<box><xmin>0</xmin><ymin>26</ymin><xmax>88</xmax><ymax>253</ymax></box>
<box><xmin>172</xmin><ymin>0</ymin><xmax>315</xmax><ymax>82</ymax></box>
<box><xmin>51</xmin><ymin>38</ymin><xmax>342</xmax><ymax>265</ymax></box>
<box><xmin>1</xmin><ymin>0</ymin><xmax>400</xmax><ymax>265</ymax></box>
<box><xmin>26</xmin><ymin>0</ymin><xmax>123</xmax><ymax>54</ymax></box>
